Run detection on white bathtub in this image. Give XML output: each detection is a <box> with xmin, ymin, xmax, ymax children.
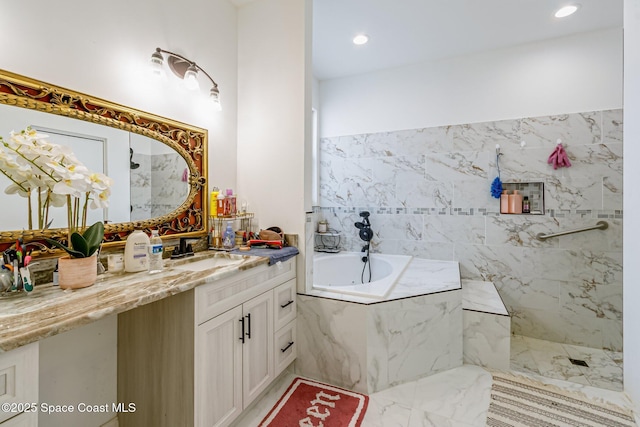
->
<box><xmin>313</xmin><ymin>252</ymin><xmax>412</xmax><ymax>299</ymax></box>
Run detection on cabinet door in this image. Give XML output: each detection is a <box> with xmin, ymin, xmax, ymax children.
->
<box><xmin>242</xmin><ymin>291</ymin><xmax>274</xmax><ymax>407</ymax></box>
<box><xmin>196</xmin><ymin>306</ymin><xmax>243</xmax><ymax>427</ymax></box>
<box><xmin>0</xmin><ymin>412</ymin><xmax>37</xmax><ymax>427</ymax></box>
<box><xmin>0</xmin><ymin>342</ymin><xmax>38</xmax><ymax>424</ymax></box>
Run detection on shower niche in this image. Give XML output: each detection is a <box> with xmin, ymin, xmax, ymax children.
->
<box><xmin>500</xmin><ymin>182</ymin><xmax>545</xmax><ymax>215</ymax></box>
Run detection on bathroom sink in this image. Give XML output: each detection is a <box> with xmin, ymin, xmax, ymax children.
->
<box><xmin>172</xmin><ymin>254</ymin><xmax>246</xmax><ymax>272</ymax></box>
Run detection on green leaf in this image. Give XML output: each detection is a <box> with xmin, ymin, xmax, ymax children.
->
<box><xmin>70</xmin><ymin>232</ymin><xmax>89</xmax><ymax>257</ymax></box>
<box><xmin>82</xmin><ymin>222</ymin><xmax>104</xmax><ymax>257</ymax></box>
<box><xmin>44</xmin><ymin>237</ymin><xmax>86</xmax><ymax>258</ymax></box>
<box><xmin>83</xmin><ymin>222</ymin><xmax>104</xmax><ymax>247</ymax></box>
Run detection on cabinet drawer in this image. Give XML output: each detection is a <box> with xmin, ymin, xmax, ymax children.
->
<box><xmin>274</xmin><ymin>321</ymin><xmax>296</xmax><ymax>377</ymax></box>
<box><xmin>0</xmin><ymin>343</ymin><xmax>38</xmax><ymax>424</ymax></box>
<box><xmin>273</xmin><ymin>279</ymin><xmax>296</xmax><ymax>332</ymax></box>
<box><xmin>196</xmin><ymin>258</ymin><xmax>296</xmax><ymax>325</ymax></box>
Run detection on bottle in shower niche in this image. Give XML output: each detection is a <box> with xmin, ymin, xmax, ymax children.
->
<box><xmin>500</xmin><ymin>190</ymin><xmax>509</xmax><ymax>214</ymax></box>
<box><xmin>148</xmin><ymin>230</ymin><xmax>164</xmax><ymax>274</ymax></box>
<box><xmin>124</xmin><ymin>229</ymin><xmax>151</xmax><ymax>272</ymax></box>
<box><xmin>522</xmin><ymin>196</ymin><xmax>531</xmax><ymax>214</ymax></box>
<box><xmin>509</xmin><ymin>190</ymin><xmax>523</xmax><ymax>214</ymax></box>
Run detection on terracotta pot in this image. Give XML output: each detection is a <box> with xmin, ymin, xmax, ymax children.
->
<box><xmin>58</xmin><ymin>254</ymin><xmax>98</xmax><ymax>290</ymax></box>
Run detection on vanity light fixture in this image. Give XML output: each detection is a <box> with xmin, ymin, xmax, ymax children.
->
<box><xmin>554</xmin><ymin>4</ymin><xmax>580</xmax><ymax>18</ymax></box>
<box><xmin>150</xmin><ymin>47</ymin><xmax>221</xmax><ymax>110</ymax></box>
<box><xmin>353</xmin><ymin>34</ymin><xmax>369</xmax><ymax>45</ymax></box>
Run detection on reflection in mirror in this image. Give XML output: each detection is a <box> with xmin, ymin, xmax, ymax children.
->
<box><xmin>130</xmin><ymin>135</ymin><xmax>189</xmax><ymax>221</ymax></box>
<box><xmin>0</xmin><ymin>104</ymin><xmax>189</xmax><ymax>230</ymax></box>
<box><xmin>0</xmin><ymin>68</ymin><xmax>207</xmax><ymax>250</ymax></box>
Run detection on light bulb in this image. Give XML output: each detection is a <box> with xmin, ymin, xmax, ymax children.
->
<box><xmin>555</xmin><ymin>5</ymin><xmax>579</xmax><ymax>18</ymax></box>
<box><xmin>353</xmin><ymin>34</ymin><xmax>369</xmax><ymax>45</ymax></box>
<box><xmin>183</xmin><ymin>64</ymin><xmax>200</xmax><ymax>91</ymax></box>
<box><xmin>150</xmin><ymin>49</ymin><xmax>165</xmax><ymax>78</ymax></box>
<box><xmin>210</xmin><ymin>86</ymin><xmax>222</xmax><ymax>111</ymax></box>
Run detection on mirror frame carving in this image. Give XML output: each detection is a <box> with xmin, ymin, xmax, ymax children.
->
<box><xmin>0</xmin><ymin>69</ymin><xmax>208</xmax><ymax>251</ymax></box>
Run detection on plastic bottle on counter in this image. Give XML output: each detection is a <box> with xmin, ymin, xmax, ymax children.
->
<box><xmin>210</xmin><ymin>187</ymin><xmax>219</xmax><ymax>218</ymax></box>
<box><xmin>223</xmin><ymin>222</ymin><xmax>235</xmax><ymax>249</ymax></box>
<box><xmin>124</xmin><ymin>229</ymin><xmax>151</xmax><ymax>272</ymax></box>
<box><xmin>217</xmin><ymin>192</ymin><xmax>226</xmax><ymax>217</ymax></box>
<box><xmin>148</xmin><ymin>230</ymin><xmax>164</xmax><ymax>274</ymax></box>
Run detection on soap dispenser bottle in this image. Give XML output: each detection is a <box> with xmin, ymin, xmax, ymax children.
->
<box><xmin>223</xmin><ymin>222</ymin><xmax>234</xmax><ymax>249</ymax></box>
<box><xmin>124</xmin><ymin>229</ymin><xmax>151</xmax><ymax>272</ymax></box>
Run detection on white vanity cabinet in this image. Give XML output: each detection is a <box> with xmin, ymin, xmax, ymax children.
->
<box><xmin>118</xmin><ymin>257</ymin><xmax>297</xmax><ymax>427</ymax></box>
<box><xmin>0</xmin><ymin>342</ymin><xmax>38</xmax><ymax>426</ymax></box>
<box><xmin>196</xmin><ymin>290</ymin><xmax>274</xmax><ymax>427</ymax></box>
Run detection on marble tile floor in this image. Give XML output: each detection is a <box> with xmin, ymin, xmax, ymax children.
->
<box><xmin>232</xmin><ymin>336</ymin><xmax>630</xmax><ymax>427</ymax></box>
<box><xmin>511</xmin><ymin>335</ymin><xmax>624</xmax><ymax>392</ymax></box>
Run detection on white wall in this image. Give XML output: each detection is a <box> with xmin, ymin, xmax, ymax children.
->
<box><xmin>623</xmin><ymin>0</ymin><xmax>640</xmax><ymax>404</ymax></box>
<box><xmin>319</xmin><ymin>28</ymin><xmax>622</xmax><ymax>137</ymax></box>
<box><xmin>236</xmin><ymin>0</ymin><xmax>311</xmax><ymax>286</ymax></box>
<box><xmin>0</xmin><ymin>0</ymin><xmax>238</xmax><ymax>192</ymax></box>
<box><xmin>0</xmin><ymin>2</ymin><xmax>239</xmax><ymax>425</ymax></box>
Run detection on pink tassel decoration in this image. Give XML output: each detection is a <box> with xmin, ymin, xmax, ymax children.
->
<box><xmin>547</xmin><ymin>140</ymin><xmax>572</xmax><ymax>170</ymax></box>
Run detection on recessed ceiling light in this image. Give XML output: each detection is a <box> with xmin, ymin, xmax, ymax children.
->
<box><xmin>555</xmin><ymin>4</ymin><xmax>580</xmax><ymax>18</ymax></box>
<box><xmin>353</xmin><ymin>34</ymin><xmax>369</xmax><ymax>45</ymax></box>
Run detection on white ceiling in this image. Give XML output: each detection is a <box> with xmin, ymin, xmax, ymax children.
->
<box><xmin>313</xmin><ymin>0</ymin><xmax>623</xmax><ymax>81</ymax></box>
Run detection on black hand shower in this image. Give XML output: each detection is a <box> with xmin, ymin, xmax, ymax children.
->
<box><xmin>354</xmin><ymin>211</ymin><xmax>372</xmax><ymax>242</ymax></box>
<box><xmin>354</xmin><ymin>211</ymin><xmax>373</xmax><ymax>283</ymax></box>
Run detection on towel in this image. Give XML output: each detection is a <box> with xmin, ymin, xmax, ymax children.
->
<box><xmin>548</xmin><ymin>143</ymin><xmax>572</xmax><ymax>169</ymax></box>
<box><xmin>231</xmin><ymin>246</ymin><xmax>299</xmax><ymax>265</ymax></box>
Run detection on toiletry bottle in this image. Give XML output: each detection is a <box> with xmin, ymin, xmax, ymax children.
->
<box><xmin>510</xmin><ymin>190</ymin><xmax>523</xmax><ymax>214</ymax></box>
<box><xmin>217</xmin><ymin>192</ymin><xmax>225</xmax><ymax>217</ymax></box>
<box><xmin>522</xmin><ymin>196</ymin><xmax>531</xmax><ymax>214</ymax></box>
<box><xmin>148</xmin><ymin>230</ymin><xmax>163</xmax><ymax>274</ymax></box>
<box><xmin>223</xmin><ymin>222</ymin><xmax>234</xmax><ymax>249</ymax></box>
<box><xmin>500</xmin><ymin>190</ymin><xmax>509</xmax><ymax>214</ymax></box>
<box><xmin>52</xmin><ymin>262</ymin><xmax>59</xmax><ymax>286</ymax></box>
<box><xmin>210</xmin><ymin>187</ymin><xmax>219</xmax><ymax>218</ymax></box>
<box><xmin>124</xmin><ymin>229</ymin><xmax>151</xmax><ymax>272</ymax></box>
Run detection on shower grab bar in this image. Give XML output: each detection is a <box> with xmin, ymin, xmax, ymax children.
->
<box><xmin>536</xmin><ymin>221</ymin><xmax>608</xmax><ymax>241</ymax></box>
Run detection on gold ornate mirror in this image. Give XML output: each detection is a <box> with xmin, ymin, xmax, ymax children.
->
<box><xmin>0</xmin><ymin>69</ymin><xmax>208</xmax><ymax>252</ymax></box>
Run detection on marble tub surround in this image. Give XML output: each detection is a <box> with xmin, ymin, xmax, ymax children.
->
<box><xmin>306</xmin><ymin>256</ymin><xmax>460</xmax><ymax>304</ymax></box>
<box><xmin>317</xmin><ymin>109</ymin><xmax>623</xmax><ymax>351</ymax></box>
<box><xmin>462</xmin><ymin>280</ymin><xmax>510</xmax><ymax>370</ymax></box>
<box><xmin>0</xmin><ymin>252</ymin><xmax>269</xmax><ymax>352</ymax></box>
<box><xmin>296</xmin><ymin>258</ymin><xmax>462</xmax><ymax>394</ymax></box>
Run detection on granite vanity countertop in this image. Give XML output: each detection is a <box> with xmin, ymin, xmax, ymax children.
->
<box><xmin>0</xmin><ymin>252</ymin><xmax>270</xmax><ymax>352</ymax></box>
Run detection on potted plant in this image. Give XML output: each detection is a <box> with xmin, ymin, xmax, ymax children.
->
<box><xmin>46</xmin><ymin>222</ymin><xmax>105</xmax><ymax>289</ymax></box>
<box><xmin>0</xmin><ymin>127</ymin><xmax>112</xmax><ymax>289</ymax></box>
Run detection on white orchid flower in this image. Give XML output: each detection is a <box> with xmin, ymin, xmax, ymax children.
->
<box><xmin>1</xmin><ymin>127</ymin><xmax>112</xmax><ymax>231</ymax></box>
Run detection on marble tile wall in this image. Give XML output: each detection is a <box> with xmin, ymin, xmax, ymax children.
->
<box><xmin>130</xmin><ymin>153</ymin><xmax>152</xmax><ymax>222</ymax></box>
<box><xmin>130</xmin><ymin>152</ymin><xmax>190</xmax><ymax>221</ymax></box>
<box><xmin>150</xmin><ymin>152</ymin><xmax>190</xmax><ymax>218</ymax></box>
<box><xmin>296</xmin><ymin>289</ymin><xmax>462</xmax><ymax>394</ymax></box>
<box><xmin>316</xmin><ymin>109</ymin><xmax>623</xmax><ymax>351</ymax></box>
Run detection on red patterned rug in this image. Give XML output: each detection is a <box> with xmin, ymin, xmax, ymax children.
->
<box><xmin>259</xmin><ymin>377</ymin><xmax>369</xmax><ymax>427</ymax></box>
